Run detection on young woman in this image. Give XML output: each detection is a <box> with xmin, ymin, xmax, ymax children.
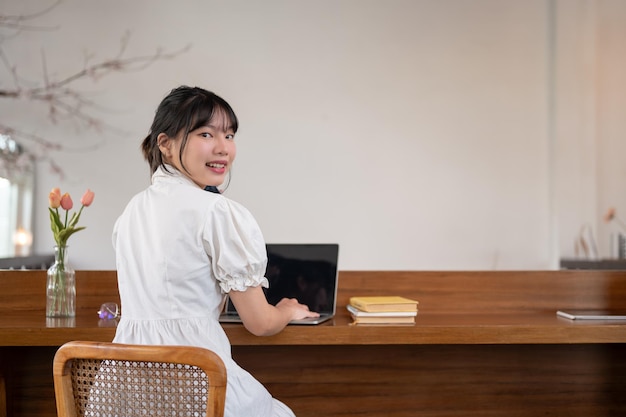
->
<box><xmin>112</xmin><ymin>86</ymin><xmax>318</xmax><ymax>417</ymax></box>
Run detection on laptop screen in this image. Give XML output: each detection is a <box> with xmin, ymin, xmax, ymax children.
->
<box><xmin>225</xmin><ymin>243</ymin><xmax>339</xmax><ymax>315</ymax></box>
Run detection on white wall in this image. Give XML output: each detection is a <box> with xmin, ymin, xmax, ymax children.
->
<box><xmin>594</xmin><ymin>0</ymin><xmax>626</xmax><ymax>256</ymax></box>
<box><xmin>554</xmin><ymin>0</ymin><xmax>626</xmax><ymax>262</ymax></box>
<box><xmin>1</xmin><ymin>0</ymin><xmax>624</xmax><ymax>270</ymax></box>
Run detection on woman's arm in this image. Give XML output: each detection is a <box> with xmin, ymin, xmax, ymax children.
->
<box><xmin>228</xmin><ymin>286</ymin><xmax>320</xmax><ymax>336</ymax></box>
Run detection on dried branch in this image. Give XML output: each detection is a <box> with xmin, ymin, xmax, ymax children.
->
<box><xmin>2</xmin><ymin>39</ymin><xmax>190</xmax><ymax>128</ymax></box>
<box><xmin>0</xmin><ymin>2</ymin><xmax>191</xmax><ymax>178</ymax></box>
<box><xmin>0</xmin><ymin>0</ymin><xmax>61</xmax><ymax>32</ymax></box>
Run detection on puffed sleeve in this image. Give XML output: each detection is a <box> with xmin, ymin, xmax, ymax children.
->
<box><xmin>202</xmin><ymin>197</ymin><xmax>269</xmax><ymax>293</ymax></box>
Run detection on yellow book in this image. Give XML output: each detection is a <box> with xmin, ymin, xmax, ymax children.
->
<box><xmin>349</xmin><ymin>296</ymin><xmax>418</xmax><ymax>313</ymax></box>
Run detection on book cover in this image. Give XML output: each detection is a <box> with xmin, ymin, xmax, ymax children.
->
<box><xmin>347</xmin><ymin>305</ymin><xmax>417</xmax><ymax>317</ymax></box>
<box><xmin>349</xmin><ymin>296</ymin><xmax>418</xmax><ymax>313</ymax></box>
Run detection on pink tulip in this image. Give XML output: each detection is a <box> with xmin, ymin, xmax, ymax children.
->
<box><xmin>49</xmin><ymin>188</ymin><xmax>62</xmax><ymax>209</ymax></box>
<box><xmin>81</xmin><ymin>189</ymin><xmax>95</xmax><ymax>207</ymax></box>
<box><xmin>60</xmin><ymin>193</ymin><xmax>73</xmax><ymax>210</ymax></box>
<box><xmin>604</xmin><ymin>207</ymin><xmax>616</xmax><ymax>223</ymax></box>
<box><xmin>604</xmin><ymin>207</ymin><xmax>626</xmax><ymax>233</ymax></box>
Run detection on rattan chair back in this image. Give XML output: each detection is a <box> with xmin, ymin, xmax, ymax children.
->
<box><xmin>53</xmin><ymin>341</ymin><xmax>227</xmax><ymax>417</ymax></box>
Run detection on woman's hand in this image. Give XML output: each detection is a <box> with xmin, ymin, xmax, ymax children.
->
<box><xmin>276</xmin><ymin>297</ymin><xmax>320</xmax><ymax>321</ymax></box>
<box><xmin>228</xmin><ymin>286</ymin><xmax>319</xmax><ymax>336</ymax></box>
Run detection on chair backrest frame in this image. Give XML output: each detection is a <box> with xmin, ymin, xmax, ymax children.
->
<box><xmin>53</xmin><ymin>341</ymin><xmax>227</xmax><ymax>417</ymax></box>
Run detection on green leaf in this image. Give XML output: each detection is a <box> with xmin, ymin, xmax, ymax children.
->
<box><xmin>58</xmin><ymin>227</ymin><xmax>86</xmax><ymax>242</ymax></box>
<box><xmin>49</xmin><ymin>208</ymin><xmax>63</xmax><ymax>230</ymax></box>
<box><xmin>68</xmin><ymin>208</ymin><xmax>83</xmax><ymax>229</ymax></box>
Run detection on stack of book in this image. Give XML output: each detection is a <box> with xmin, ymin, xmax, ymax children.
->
<box><xmin>347</xmin><ymin>296</ymin><xmax>419</xmax><ymax>325</ymax></box>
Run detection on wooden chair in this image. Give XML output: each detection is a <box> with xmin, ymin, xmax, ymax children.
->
<box><xmin>53</xmin><ymin>341</ymin><xmax>227</xmax><ymax>417</ymax></box>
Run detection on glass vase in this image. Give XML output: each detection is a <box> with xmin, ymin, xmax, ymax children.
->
<box><xmin>46</xmin><ymin>245</ymin><xmax>76</xmax><ymax>317</ymax></box>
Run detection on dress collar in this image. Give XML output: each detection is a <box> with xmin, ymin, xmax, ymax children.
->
<box><xmin>151</xmin><ymin>164</ymin><xmax>197</xmax><ymax>188</ymax></box>
<box><xmin>151</xmin><ymin>165</ymin><xmax>221</xmax><ymax>194</ymax></box>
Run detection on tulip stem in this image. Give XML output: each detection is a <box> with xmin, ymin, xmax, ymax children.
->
<box><xmin>613</xmin><ymin>216</ymin><xmax>626</xmax><ymax>233</ymax></box>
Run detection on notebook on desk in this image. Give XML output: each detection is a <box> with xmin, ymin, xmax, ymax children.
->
<box><xmin>219</xmin><ymin>243</ymin><xmax>339</xmax><ymax>325</ymax></box>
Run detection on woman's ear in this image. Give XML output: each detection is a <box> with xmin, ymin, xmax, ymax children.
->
<box><xmin>157</xmin><ymin>133</ymin><xmax>172</xmax><ymax>157</ymax></box>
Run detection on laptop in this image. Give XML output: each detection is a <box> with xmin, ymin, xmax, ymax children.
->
<box><xmin>219</xmin><ymin>243</ymin><xmax>339</xmax><ymax>325</ymax></box>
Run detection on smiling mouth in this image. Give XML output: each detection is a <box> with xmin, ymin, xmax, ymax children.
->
<box><xmin>207</xmin><ymin>162</ymin><xmax>226</xmax><ymax>169</ymax></box>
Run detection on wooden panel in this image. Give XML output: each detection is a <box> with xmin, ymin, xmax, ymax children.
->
<box><xmin>3</xmin><ymin>269</ymin><xmax>626</xmax><ymax>314</ymax></box>
<box><xmin>2</xmin><ymin>344</ymin><xmax>626</xmax><ymax>417</ymax></box>
<box><xmin>337</xmin><ymin>270</ymin><xmax>626</xmax><ymax>313</ymax></box>
<box><xmin>234</xmin><ymin>344</ymin><xmax>626</xmax><ymax>417</ymax></box>
<box><xmin>0</xmin><ymin>347</ymin><xmax>57</xmax><ymax>417</ymax></box>
<box><xmin>0</xmin><ymin>370</ymin><xmax>5</xmax><ymax>417</ymax></box>
<box><xmin>0</xmin><ymin>270</ymin><xmax>120</xmax><ymax>312</ymax></box>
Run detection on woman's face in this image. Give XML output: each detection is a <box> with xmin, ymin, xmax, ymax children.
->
<box><xmin>160</xmin><ymin>111</ymin><xmax>237</xmax><ymax>188</ymax></box>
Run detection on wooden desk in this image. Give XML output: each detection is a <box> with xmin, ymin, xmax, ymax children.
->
<box><xmin>1</xmin><ymin>270</ymin><xmax>626</xmax><ymax>416</ymax></box>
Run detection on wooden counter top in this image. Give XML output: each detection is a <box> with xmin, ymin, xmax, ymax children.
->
<box><xmin>2</xmin><ymin>308</ymin><xmax>626</xmax><ymax>347</ymax></box>
<box><xmin>225</xmin><ymin>311</ymin><xmax>626</xmax><ymax>345</ymax></box>
<box><xmin>2</xmin><ymin>269</ymin><xmax>626</xmax><ymax>347</ymax></box>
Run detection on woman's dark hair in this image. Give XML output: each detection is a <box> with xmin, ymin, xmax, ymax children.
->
<box><xmin>141</xmin><ymin>86</ymin><xmax>239</xmax><ymax>175</ymax></box>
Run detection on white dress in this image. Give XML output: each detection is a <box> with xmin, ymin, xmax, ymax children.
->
<box><xmin>112</xmin><ymin>165</ymin><xmax>295</xmax><ymax>417</ymax></box>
